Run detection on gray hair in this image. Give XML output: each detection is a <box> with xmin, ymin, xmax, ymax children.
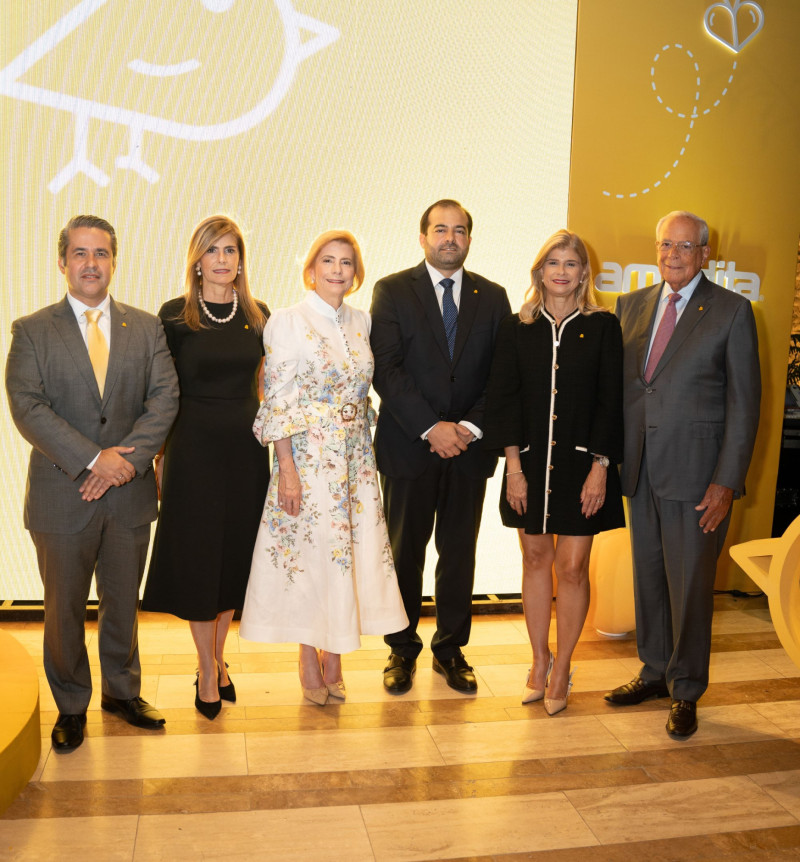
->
<box><xmin>656</xmin><ymin>211</ymin><xmax>709</xmax><ymax>245</ymax></box>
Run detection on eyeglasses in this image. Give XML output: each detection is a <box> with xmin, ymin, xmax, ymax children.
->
<box><xmin>655</xmin><ymin>240</ymin><xmax>705</xmax><ymax>254</ymax></box>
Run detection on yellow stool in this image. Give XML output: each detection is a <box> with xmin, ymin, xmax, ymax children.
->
<box><xmin>729</xmin><ymin>514</ymin><xmax>800</xmax><ymax>671</ymax></box>
<box><xmin>588</xmin><ymin>526</ymin><xmax>637</xmax><ymax>637</ymax></box>
<box><xmin>0</xmin><ymin>629</ymin><xmax>41</xmax><ymax>813</ymax></box>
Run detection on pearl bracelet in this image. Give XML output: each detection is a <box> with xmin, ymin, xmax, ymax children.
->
<box><xmin>506</xmin><ymin>470</ymin><xmax>523</xmax><ymax>476</ymax></box>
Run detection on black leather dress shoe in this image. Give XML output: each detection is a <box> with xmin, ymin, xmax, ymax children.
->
<box><xmin>51</xmin><ymin>713</ymin><xmax>87</xmax><ymax>752</ymax></box>
<box><xmin>101</xmin><ymin>695</ymin><xmax>166</xmax><ymax>729</ymax></box>
<box><xmin>432</xmin><ymin>653</ymin><xmax>477</xmax><ymax>693</ymax></box>
<box><xmin>383</xmin><ymin>653</ymin><xmax>416</xmax><ymax>693</ymax></box>
<box><xmin>604</xmin><ymin>676</ymin><xmax>670</xmax><ymax>705</ymax></box>
<box><xmin>666</xmin><ymin>699</ymin><xmax>698</xmax><ymax>738</ymax></box>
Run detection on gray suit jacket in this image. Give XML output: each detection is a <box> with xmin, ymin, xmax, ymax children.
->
<box><xmin>5</xmin><ymin>295</ymin><xmax>179</xmax><ymax>533</ymax></box>
<box><xmin>614</xmin><ymin>274</ymin><xmax>760</xmax><ymax>501</ymax></box>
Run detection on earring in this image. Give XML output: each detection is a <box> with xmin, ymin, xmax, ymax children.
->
<box><xmin>237</xmin><ymin>263</ymin><xmax>242</xmax><ymax>275</ymax></box>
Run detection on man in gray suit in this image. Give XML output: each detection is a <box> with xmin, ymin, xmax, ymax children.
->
<box><xmin>605</xmin><ymin>211</ymin><xmax>760</xmax><ymax>738</ymax></box>
<box><xmin>6</xmin><ymin>215</ymin><xmax>179</xmax><ymax>751</ymax></box>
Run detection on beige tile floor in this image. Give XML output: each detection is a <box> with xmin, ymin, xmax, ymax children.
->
<box><xmin>3</xmin><ymin>596</ymin><xmax>800</xmax><ymax>861</ymax></box>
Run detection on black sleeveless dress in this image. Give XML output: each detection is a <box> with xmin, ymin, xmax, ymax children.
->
<box><xmin>142</xmin><ymin>297</ymin><xmax>270</xmax><ymax>620</ymax></box>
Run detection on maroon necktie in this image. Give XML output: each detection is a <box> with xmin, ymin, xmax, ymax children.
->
<box><xmin>644</xmin><ymin>291</ymin><xmax>681</xmax><ymax>382</ymax></box>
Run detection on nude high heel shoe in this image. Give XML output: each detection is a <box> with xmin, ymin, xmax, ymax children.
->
<box><xmin>522</xmin><ymin>651</ymin><xmax>554</xmax><ymax>704</ymax></box>
<box><xmin>302</xmin><ymin>685</ymin><xmax>329</xmax><ymax>706</ymax></box>
<box><xmin>325</xmin><ymin>680</ymin><xmax>346</xmax><ymax>700</ymax></box>
<box><xmin>320</xmin><ymin>651</ymin><xmax>346</xmax><ymax>700</ymax></box>
<box><xmin>544</xmin><ymin>667</ymin><xmax>574</xmax><ymax>716</ymax></box>
<box><xmin>298</xmin><ymin>659</ymin><xmax>328</xmax><ymax>706</ymax></box>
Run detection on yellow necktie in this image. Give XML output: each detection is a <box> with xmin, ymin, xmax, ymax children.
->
<box><xmin>85</xmin><ymin>308</ymin><xmax>109</xmax><ymax>396</ymax></box>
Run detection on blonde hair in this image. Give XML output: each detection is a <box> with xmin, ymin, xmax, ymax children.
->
<box><xmin>301</xmin><ymin>230</ymin><xmax>365</xmax><ymax>296</ymax></box>
<box><xmin>519</xmin><ymin>229</ymin><xmax>603</xmax><ymax>323</ymax></box>
<box><xmin>180</xmin><ymin>215</ymin><xmax>266</xmax><ymax>333</ymax></box>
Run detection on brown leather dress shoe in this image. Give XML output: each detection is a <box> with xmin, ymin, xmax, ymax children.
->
<box><xmin>604</xmin><ymin>676</ymin><xmax>670</xmax><ymax>705</ymax></box>
<box><xmin>666</xmin><ymin>699</ymin><xmax>698</xmax><ymax>738</ymax></box>
<box><xmin>432</xmin><ymin>653</ymin><xmax>477</xmax><ymax>693</ymax></box>
<box><xmin>51</xmin><ymin>713</ymin><xmax>87</xmax><ymax>752</ymax></box>
<box><xmin>101</xmin><ymin>695</ymin><xmax>166</xmax><ymax>729</ymax></box>
<box><xmin>383</xmin><ymin>653</ymin><xmax>416</xmax><ymax>693</ymax></box>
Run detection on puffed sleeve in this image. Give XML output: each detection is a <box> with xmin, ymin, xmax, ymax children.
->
<box><xmin>252</xmin><ymin>308</ymin><xmax>309</xmax><ymax>446</ymax></box>
<box><xmin>481</xmin><ymin>313</ymin><xmax>524</xmax><ymax>452</ymax></box>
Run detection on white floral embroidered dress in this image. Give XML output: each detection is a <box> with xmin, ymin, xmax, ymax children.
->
<box><xmin>239</xmin><ymin>291</ymin><xmax>408</xmax><ymax>653</ymax></box>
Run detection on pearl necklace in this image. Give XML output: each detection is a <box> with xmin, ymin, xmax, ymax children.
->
<box><xmin>199</xmin><ymin>288</ymin><xmax>238</xmax><ymax>324</ymax></box>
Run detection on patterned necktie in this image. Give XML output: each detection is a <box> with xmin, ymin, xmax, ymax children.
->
<box><xmin>85</xmin><ymin>308</ymin><xmax>109</xmax><ymax>396</ymax></box>
<box><xmin>440</xmin><ymin>278</ymin><xmax>457</xmax><ymax>360</ymax></box>
<box><xmin>644</xmin><ymin>291</ymin><xmax>681</xmax><ymax>382</ymax></box>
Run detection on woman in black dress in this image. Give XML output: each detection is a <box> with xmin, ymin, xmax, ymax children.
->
<box><xmin>484</xmin><ymin>230</ymin><xmax>624</xmax><ymax>716</ymax></box>
<box><xmin>142</xmin><ymin>215</ymin><xmax>270</xmax><ymax>719</ymax></box>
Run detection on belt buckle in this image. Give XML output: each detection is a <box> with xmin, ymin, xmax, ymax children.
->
<box><xmin>340</xmin><ymin>402</ymin><xmax>358</xmax><ymax>422</ymax></box>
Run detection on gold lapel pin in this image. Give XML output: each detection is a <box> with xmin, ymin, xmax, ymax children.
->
<box><xmin>579</xmin><ymin>333</ymin><xmax>584</xmax><ymax>338</ymax></box>
<box><xmin>244</xmin><ymin>324</ymin><xmax>249</xmax><ymax>329</ymax></box>
<box><xmin>122</xmin><ymin>322</ymin><xmax>127</xmax><ymax>327</ymax></box>
<box><xmin>473</xmin><ymin>289</ymin><xmax>478</xmax><ymax>294</ymax></box>
<box><xmin>698</xmin><ymin>306</ymin><xmax>704</xmax><ymax>311</ymax></box>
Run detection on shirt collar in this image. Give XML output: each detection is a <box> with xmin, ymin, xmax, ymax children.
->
<box><xmin>662</xmin><ymin>270</ymin><xmax>703</xmax><ymax>302</ymax></box>
<box><xmin>67</xmin><ymin>291</ymin><xmax>111</xmax><ymax>321</ymax></box>
<box><xmin>306</xmin><ymin>289</ymin><xmax>345</xmax><ymax>320</ymax></box>
<box><xmin>425</xmin><ymin>261</ymin><xmax>463</xmax><ymax>290</ymax></box>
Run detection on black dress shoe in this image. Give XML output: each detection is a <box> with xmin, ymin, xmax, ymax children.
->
<box><xmin>100</xmin><ymin>695</ymin><xmax>166</xmax><ymax>729</ymax></box>
<box><xmin>51</xmin><ymin>713</ymin><xmax>86</xmax><ymax>752</ymax></box>
<box><xmin>432</xmin><ymin>653</ymin><xmax>477</xmax><ymax>693</ymax></box>
<box><xmin>666</xmin><ymin>699</ymin><xmax>698</xmax><ymax>738</ymax></box>
<box><xmin>604</xmin><ymin>676</ymin><xmax>670</xmax><ymax>706</ymax></box>
<box><xmin>383</xmin><ymin>653</ymin><xmax>416</xmax><ymax>693</ymax></box>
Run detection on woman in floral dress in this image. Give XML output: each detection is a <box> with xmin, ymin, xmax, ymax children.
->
<box><xmin>239</xmin><ymin>231</ymin><xmax>407</xmax><ymax>705</ymax></box>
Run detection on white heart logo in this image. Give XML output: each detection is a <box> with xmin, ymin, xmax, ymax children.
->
<box><xmin>704</xmin><ymin>0</ymin><xmax>764</xmax><ymax>53</ymax></box>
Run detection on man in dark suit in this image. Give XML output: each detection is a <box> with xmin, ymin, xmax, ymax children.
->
<box><xmin>605</xmin><ymin>210</ymin><xmax>760</xmax><ymax>738</ymax></box>
<box><xmin>6</xmin><ymin>215</ymin><xmax>179</xmax><ymax>751</ymax></box>
<box><xmin>370</xmin><ymin>199</ymin><xmax>510</xmax><ymax>693</ymax></box>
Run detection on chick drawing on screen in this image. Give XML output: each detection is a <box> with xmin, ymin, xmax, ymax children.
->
<box><xmin>0</xmin><ymin>0</ymin><xmax>340</xmax><ymax>193</ymax></box>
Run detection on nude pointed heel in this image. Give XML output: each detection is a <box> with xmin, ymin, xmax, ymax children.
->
<box><xmin>302</xmin><ymin>685</ymin><xmax>329</xmax><ymax>706</ymax></box>
<box><xmin>544</xmin><ymin>667</ymin><xmax>574</xmax><ymax>716</ymax></box>
<box><xmin>320</xmin><ymin>651</ymin><xmax>346</xmax><ymax>700</ymax></box>
<box><xmin>299</xmin><ymin>657</ymin><xmax>328</xmax><ymax>706</ymax></box>
<box><xmin>522</xmin><ymin>650</ymin><xmax>554</xmax><ymax>704</ymax></box>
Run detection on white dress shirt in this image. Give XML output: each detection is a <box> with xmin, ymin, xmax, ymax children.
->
<box><xmin>644</xmin><ymin>270</ymin><xmax>703</xmax><ymax>368</ymax></box>
<box><xmin>421</xmin><ymin>263</ymin><xmax>481</xmax><ymax>442</ymax></box>
<box><xmin>67</xmin><ymin>292</ymin><xmax>112</xmax><ymax>347</ymax></box>
<box><xmin>66</xmin><ymin>292</ymin><xmax>112</xmax><ymax>468</ymax></box>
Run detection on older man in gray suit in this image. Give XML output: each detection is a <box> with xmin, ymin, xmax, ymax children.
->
<box><xmin>6</xmin><ymin>215</ymin><xmax>179</xmax><ymax>752</ymax></box>
<box><xmin>605</xmin><ymin>211</ymin><xmax>760</xmax><ymax>739</ymax></box>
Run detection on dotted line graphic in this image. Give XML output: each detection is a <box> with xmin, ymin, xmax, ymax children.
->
<box><xmin>601</xmin><ymin>45</ymin><xmax>736</xmax><ymax>199</ymax></box>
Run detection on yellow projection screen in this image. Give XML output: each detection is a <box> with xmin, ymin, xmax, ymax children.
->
<box><xmin>1</xmin><ymin>0</ymin><xmax>578</xmax><ymax>601</ymax></box>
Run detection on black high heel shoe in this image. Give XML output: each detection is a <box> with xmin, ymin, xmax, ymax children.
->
<box><xmin>194</xmin><ymin>673</ymin><xmax>221</xmax><ymax>720</ymax></box>
<box><xmin>218</xmin><ymin>662</ymin><xmax>236</xmax><ymax>703</ymax></box>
